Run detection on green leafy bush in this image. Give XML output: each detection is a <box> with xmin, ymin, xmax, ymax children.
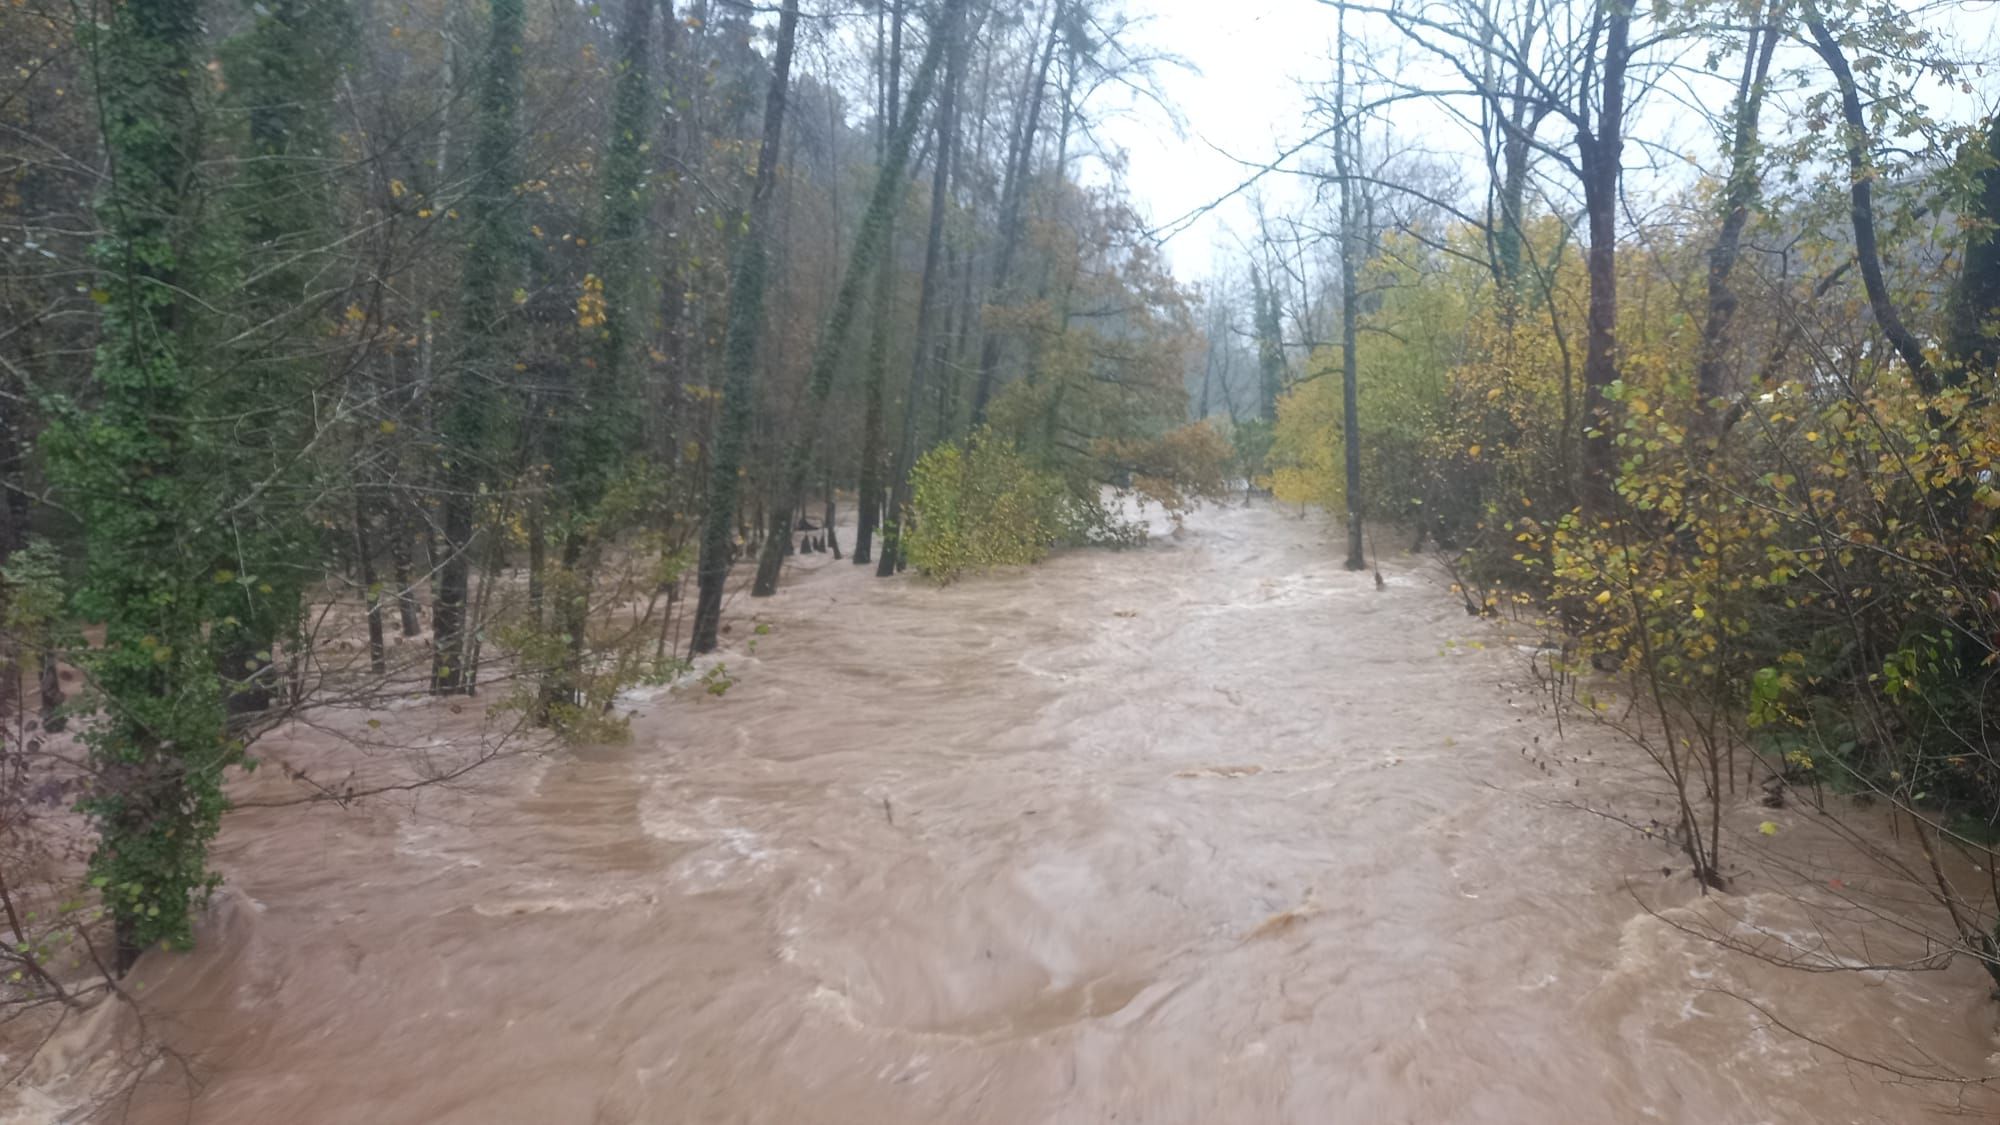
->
<box><xmin>904</xmin><ymin>430</ymin><xmax>1071</xmax><ymax>582</ymax></box>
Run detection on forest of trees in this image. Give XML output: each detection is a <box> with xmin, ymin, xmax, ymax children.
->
<box><xmin>1203</xmin><ymin>0</ymin><xmax>2000</xmax><ymax>991</ymax></box>
<box><xmin>0</xmin><ymin>0</ymin><xmax>1225</xmax><ymax>987</ymax></box>
<box><xmin>11</xmin><ymin>0</ymin><xmax>2000</xmax><ymax>1080</ymax></box>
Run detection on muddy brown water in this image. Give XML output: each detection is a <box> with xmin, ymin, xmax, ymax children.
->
<box><xmin>11</xmin><ymin>501</ymin><xmax>2000</xmax><ymax>1123</ymax></box>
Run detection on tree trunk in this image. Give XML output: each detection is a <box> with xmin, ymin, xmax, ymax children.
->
<box><xmin>1695</xmin><ymin>0</ymin><xmax>1783</xmax><ymax>416</ymax></box>
<box><xmin>1801</xmin><ymin>0</ymin><xmax>1932</xmax><ymax>393</ymax></box>
<box><xmin>1251</xmin><ymin>264</ymin><xmax>1285</xmax><ymax>422</ymax></box>
<box><xmin>824</xmin><ymin>470</ymin><xmax>842</xmax><ymax>560</ymax></box>
<box><xmin>855</xmin><ymin>0</ymin><xmax>904</xmax><ymax>566</ymax></box>
<box><xmin>434</xmin><ymin>0</ymin><xmax>526</xmax><ymax>692</ymax></box>
<box><xmin>689</xmin><ymin>0</ymin><xmax>801</xmax><ymax>654</ymax></box>
<box><xmin>970</xmin><ymin>4</ymin><xmax>1062</xmax><ymax>425</ymax></box>
<box><xmin>880</xmin><ymin>8</ymin><xmax>966</xmax><ymax>577</ymax></box>
<box><xmin>1946</xmin><ymin>114</ymin><xmax>2000</xmax><ymax>380</ymax></box>
<box><xmin>1334</xmin><ymin>15</ymin><xmax>1366</xmax><ymax>571</ymax></box>
<box><xmin>356</xmin><ymin>499</ymin><xmax>387</xmax><ymax>675</ymax></box>
<box><xmin>388</xmin><ymin>501</ymin><xmax>423</xmax><ymax>636</ymax></box>
<box><xmin>753</xmin><ymin>0</ymin><xmax>967</xmax><ymax>597</ymax></box>
<box><xmin>1577</xmin><ymin>0</ymin><xmax>1631</xmax><ymax>511</ymax></box>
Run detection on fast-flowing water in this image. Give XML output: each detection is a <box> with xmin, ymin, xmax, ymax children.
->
<box><xmin>13</xmin><ymin>501</ymin><xmax>2000</xmax><ymax>1122</ymax></box>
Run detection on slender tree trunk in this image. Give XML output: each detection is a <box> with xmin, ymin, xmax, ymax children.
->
<box><xmin>689</xmin><ymin>0</ymin><xmax>800</xmax><ymax>654</ymax></box>
<box><xmin>824</xmin><ymin>470</ymin><xmax>842</xmax><ymax>560</ymax></box>
<box><xmin>1577</xmin><ymin>0</ymin><xmax>1631</xmax><ymax>510</ymax></box>
<box><xmin>1946</xmin><ymin>114</ymin><xmax>2000</xmax><ymax>380</ymax></box>
<box><xmin>970</xmin><ymin>4</ymin><xmax>1062</xmax><ymax>425</ymax></box>
<box><xmin>1696</xmin><ymin>0</ymin><xmax>1783</xmax><ymax>417</ymax></box>
<box><xmin>433</xmin><ymin>0</ymin><xmax>526</xmax><ymax>692</ymax></box>
<box><xmin>526</xmin><ymin>503</ymin><xmax>546</xmax><ymax>623</ymax></box>
<box><xmin>1250</xmin><ymin>264</ymin><xmax>1284</xmax><ymax>422</ymax></box>
<box><xmin>356</xmin><ymin>500</ymin><xmax>387</xmax><ymax>675</ymax></box>
<box><xmin>1493</xmin><ymin>105</ymin><xmax>1533</xmax><ymax>322</ymax></box>
<box><xmin>752</xmin><ymin>0</ymin><xmax>966</xmax><ymax>596</ymax></box>
<box><xmin>880</xmin><ymin>11</ymin><xmax>966</xmax><ymax>577</ymax></box>
<box><xmin>855</xmin><ymin>1</ymin><xmax>904</xmax><ymax>566</ymax></box>
<box><xmin>1334</xmin><ymin>15</ymin><xmax>1365</xmax><ymax>571</ymax></box>
<box><xmin>388</xmin><ymin>502</ymin><xmax>422</xmax><ymax>636</ymax></box>
<box><xmin>1802</xmin><ymin>0</ymin><xmax>1933</xmax><ymax>392</ymax></box>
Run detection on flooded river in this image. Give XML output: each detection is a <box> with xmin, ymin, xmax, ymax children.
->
<box><xmin>16</xmin><ymin>501</ymin><xmax>2000</xmax><ymax>1122</ymax></box>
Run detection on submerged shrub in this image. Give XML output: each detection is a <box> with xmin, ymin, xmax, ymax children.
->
<box><xmin>904</xmin><ymin>430</ymin><xmax>1070</xmax><ymax>582</ymax></box>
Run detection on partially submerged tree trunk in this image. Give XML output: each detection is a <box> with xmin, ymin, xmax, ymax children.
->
<box><xmin>539</xmin><ymin>0</ymin><xmax>657</xmax><ymax>714</ymax></box>
<box><xmin>880</xmin><ymin>5</ymin><xmax>968</xmax><ymax>577</ymax></box>
<box><xmin>1333</xmin><ymin>15</ymin><xmax>1365</xmax><ymax>571</ymax></box>
<box><xmin>433</xmin><ymin>0</ymin><xmax>527</xmax><ymax>692</ymax></box>
<box><xmin>689</xmin><ymin>0</ymin><xmax>800</xmax><ymax>654</ymax></box>
<box><xmin>753</xmin><ymin>0</ymin><xmax>967</xmax><ymax>597</ymax></box>
<box><xmin>855</xmin><ymin>1</ymin><xmax>904</xmax><ymax>567</ymax></box>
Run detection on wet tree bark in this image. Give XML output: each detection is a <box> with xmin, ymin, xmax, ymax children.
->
<box><xmin>387</xmin><ymin>502</ymin><xmax>423</xmax><ymax>637</ymax></box>
<box><xmin>433</xmin><ymin>0</ymin><xmax>526</xmax><ymax>692</ymax></box>
<box><xmin>1333</xmin><ymin>14</ymin><xmax>1365</xmax><ymax>571</ymax></box>
<box><xmin>1577</xmin><ymin>0</ymin><xmax>1632</xmax><ymax>511</ymax></box>
<box><xmin>689</xmin><ymin>0</ymin><xmax>800</xmax><ymax>653</ymax></box>
<box><xmin>752</xmin><ymin>0</ymin><xmax>967</xmax><ymax>597</ymax></box>
<box><xmin>356</xmin><ymin>499</ymin><xmax>387</xmax><ymax>675</ymax></box>
<box><xmin>1696</xmin><ymin>0</ymin><xmax>1783</xmax><ymax>417</ymax></box>
<box><xmin>970</xmin><ymin>4</ymin><xmax>1062</xmax><ymax>425</ymax></box>
<box><xmin>880</xmin><ymin>6</ymin><xmax>967</xmax><ymax>577</ymax></box>
<box><xmin>855</xmin><ymin>1</ymin><xmax>903</xmax><ymax>567</ymax></box>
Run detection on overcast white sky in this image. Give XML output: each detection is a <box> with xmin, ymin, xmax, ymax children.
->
<box><xmin>1095</xmin><ymin>0</ymin><xmax>1339</xmax><ymax>281</ymax></box>
<box><xmin>1087</xmin><ymin>0</ymin><xmax>2000</xmax><ymax>286</ymax></box>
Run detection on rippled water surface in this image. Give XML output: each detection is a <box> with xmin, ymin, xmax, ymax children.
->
<box><xmin>19</xmin><ymin>501</ymin><xmax>2000</xmax><ymax>1123</ymax></box>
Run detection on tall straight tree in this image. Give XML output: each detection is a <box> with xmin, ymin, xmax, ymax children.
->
<box><xmin>1694</xmin><ymin>0</ymin><xmax>1783</xmax><ymax>416</ymax></box>
<box><xmin>1575</xmin><ymin>0</ymin><xmax>1634</xmax><ymax>505</ymax></box>
<box><xmin>215</xmin><ymin>0</ymin><xmax>349</xmax><ymax>713</ymax></box>
<box><xmin>1800</xmin><ymin>0</ymin><xmax>1933</xmax><ymax>392</ymax></box>
<box><xmin>969</xmin><ymin>0</ymin><xmax>1062</xmax><ymax>424</ymax></box>
<box><xmin>538</xmin><ymin>0</ymin><xmax>660</xmax><ymax>713</ymax></box>
<box><xmin>880</xmin><ymin>0</ymin><xmax>971</xmax><ymax>576</ymax></box>
<box><xmin>854</xmin><ymin>0</ymin><xmax>903</xmax><ymax>566</ymax></box>
<box><xmin>432</xmin><ymin>0</ymin><xmax>527</xmax><ymax>693</ymax></box>
<box><xmin>49</xmin><ymin>0</ymin><xmax>234</xmax><ymax>971</ymax></box>
<box><xmin>1250</xmin><ymin>262</ymin><xmax>1284</xmax><ymax>422</ymax></box>
<box><xmin>689</xmin><ymin>0</ymin><xmax>801</xmax><ymax>655</ymax></box>
<box><xmin>752</xmin><ymin>0</ymin><xmax>967</xmax><ymax>597</ymax></box>
<box><xmin>1332</xmin><ymin>8</ymin><xmax>1364</xmax><ymax>571</ymax></box>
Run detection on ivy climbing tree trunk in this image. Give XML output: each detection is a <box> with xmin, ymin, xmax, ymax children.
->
<box><xmin>51</xmin><ymin>0</ymin><xmax>232</xmax><ymax>973</ymax></box>
<box><xmin>753</xmin><ymin>0</ymin><xmax>966</xmax><ymax>597</ymax></box>
<box><xmin>538</xmin><ymin>0</ymin><xmax>656</xmax><ymax>718</ymax></box>
<box><xmin>689</xmin><ymin>0</ymin><xmax>800</xmax><ymax>655</ymax></box>
<box><xmin>432</xmin><ymin>0</ymin><xmax>526</xmax><ymax>693</ymax></box>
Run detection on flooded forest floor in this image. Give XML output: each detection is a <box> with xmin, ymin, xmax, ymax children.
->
<box><xmin>12</xmin><ymin>500</ymin><xmax>2000</xmax><ymax>1123</ymax></box>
